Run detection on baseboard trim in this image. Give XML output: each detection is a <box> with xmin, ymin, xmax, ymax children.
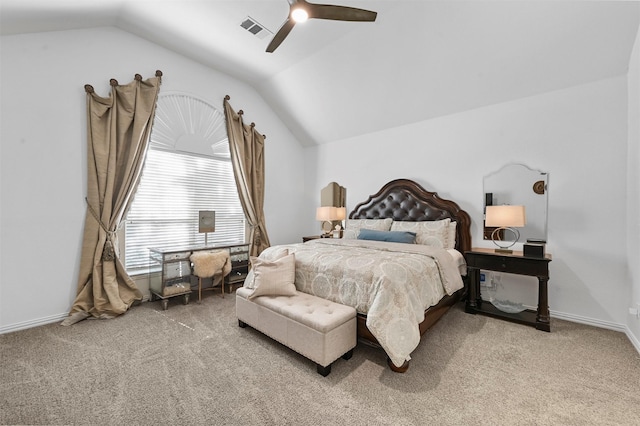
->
<box><xmin>550</xmin><ymin>309</ymin><xmax>626</xmax><ymax>332</ymax></box>
<box><xmin>0</xmin><ymin>295</ymin><xmax>152</xmax><ymax>335</ymax></box>
<box><xmin>624</xmin><ymin>326</ymin><xmax>640</xmax><ymax>355</ymax></box>
<box><xmin>551</xmin><ymin>309</ymin><xmax>640</xmax><ymax>356</ymax></box>
<box><xmin>0</xmin><ymin>312</ymin><xmax>69</xmax><ymax>335</ymax></box>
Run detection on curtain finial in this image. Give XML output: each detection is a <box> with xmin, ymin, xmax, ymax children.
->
<box><xmin>238</xmin><ymin>110</ymin><xmax>244</xmax><ymax>115</ymax></box>
<box><xmin>134</xmin><ymin>74</ymin><xmax>142</xmax><ymax>81</ymax></box>
<box><xmin>224</xmin><ymin>95</ymin><xmax>230</xmax><ymax>101</ymax></box>
<box><xmin>250</xmin><ymin>122</ymin><xmax>255</xmax><ymax>128</ymax></box>
<box><xmin>263</xmin><ymin>134</ymin><xmax>266</xmax><ymax>139</ymax></box>
<box><xmin>155</xmin><ymin>70</ymin><xmax>163</xmax><ymax>77</ymax></box>
<box><xmin>110</xmin><ymin>78</ymin><xmax>118</xmax><ymax>86</ymax></box>
<box><xmin>84</xmin><ymin>84</ymin><xmax>94</xmax><ymax>94</ymax></box>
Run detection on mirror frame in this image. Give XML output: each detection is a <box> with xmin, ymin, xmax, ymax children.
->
<box><xmin>483</xmin><ymin>164</ymin><xmax>548</xmax><ymax>243</ymax></box>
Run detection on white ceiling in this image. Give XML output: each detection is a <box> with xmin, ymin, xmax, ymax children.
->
<box><xmin>2</xmin><ymin>0</ymin><xmax>639</xmax><ymax>146</ymax></box>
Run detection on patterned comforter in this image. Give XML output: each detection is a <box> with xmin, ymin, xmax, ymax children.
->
<box><xmin>255</xmin><ymin>238</ymin><xmax>465</xmax><ymax>368</ymax></box>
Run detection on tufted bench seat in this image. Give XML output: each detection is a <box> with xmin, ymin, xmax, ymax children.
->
<box><xmin>236</xmin><ymin>287</ymin><xmax>356</xmax><ymax>376</ymax></box>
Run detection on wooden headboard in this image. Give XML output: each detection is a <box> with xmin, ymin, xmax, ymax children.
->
<box><xmin>349</xmin><ymin>178</ymin><xmax>472</xmax><ymax>254</ymax></box>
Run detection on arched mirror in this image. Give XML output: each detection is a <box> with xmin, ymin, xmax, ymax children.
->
<box><xmin>321</xmin><ymin>182</ymin><xmax>346</xmax><ymax>208</ymax></box>
<box><xmin>319</xmin><ymin>182</ymin><xmax>346</xmax><ymax>235</ymax></box>
<box><xmin>483</xmin><ymin>164</ymin><xmax>548</xmax><ymax>243</ymax></box>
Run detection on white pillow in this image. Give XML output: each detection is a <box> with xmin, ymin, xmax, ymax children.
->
<box><xmin>248</xmin><ymin>253</ymin><xmax>296</xmax><ymax>300</ymax></box>
<box><xmin>343</xmin><ymin>218</ymin><xmax>393</xmax><ymax>239</ymax></box>
<box><xmin>390</xmin><ymin>219</ymin><xmax>453</xmax><ymax>249</ymax></box>
<box><xmin>243</xmin><ymin>248</ymin><xmax>289</xmax><ymax>289</ymax></box>
<box><xmin>447</xmin><ymin>221</ymin><xmax>457</xmax><ymax>250</ymax></box>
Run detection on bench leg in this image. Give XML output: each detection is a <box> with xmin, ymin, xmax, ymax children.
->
<box><xmin>317</xmin><ymin>363</ymin><xmax>331</xmax><ymax>377</ymax></box>
<box><xmin>238</xmin><ymin>320</ymin><xmax>247</xmax><ymax>328</ymax></box>
<box><xmin>342</xmin><ymin>349</ymin><xmax>353</xmax><ymax>361</ymax></box>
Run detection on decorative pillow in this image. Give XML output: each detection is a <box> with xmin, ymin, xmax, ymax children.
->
<box><xmin>343</xmin><ymin>218</ymin><xmax>393</xmax><ymax>239</ymax></box>
<box><xmin>357</xmin><ymin>229</ymin><xmax>416</xmax><ymax>244</ymax></box>
<box><xmin>243</xmin><ymin>248</ymin><xmax>289</xmax><ymax>289</ymax></box>
<box><xmin>390</xmin><ymin>219</ymin><xmax>453</xmax><ymax>249</ymax></box>
<box><xmin>248</xmin><ymin>253</ymin><xmax>296</xmax><ymax>300</ymax></box>
<box><xmin>447</xmin><ymin>221</ymin><xmax>458</xmax><ymax>250</ymax></box>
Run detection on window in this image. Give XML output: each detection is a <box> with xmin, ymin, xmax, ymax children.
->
<box><xmin>124</xmin><ymin>94</ymin><xmax>245</xmax><ymax>273</ymax></box>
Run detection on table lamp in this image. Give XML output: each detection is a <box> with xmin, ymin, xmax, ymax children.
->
<box><xmin>199</xmin><ymin>210</ymin><xmax>215</xmax><ymax>245</ymax></box>
<box><xmin>484</xmin><ymin>205</ymin><xmax>526</xmax><ymax>253</ymax></box>
<box><xmin>316</xmin><ymin>206</ymin><xmax>346</xmax><ymax>237</ymax></box>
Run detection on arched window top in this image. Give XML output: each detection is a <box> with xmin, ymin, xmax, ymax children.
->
<box><xmin>151</xmin><ymin>93</ymin><xmax>228</xmax><ymax>159</ymax></box>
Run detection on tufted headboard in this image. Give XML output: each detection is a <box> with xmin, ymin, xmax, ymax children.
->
<box><xmin>349</xmin><ymin>178</ymin><xmax>472</xmax><ymax>253</ymax></box>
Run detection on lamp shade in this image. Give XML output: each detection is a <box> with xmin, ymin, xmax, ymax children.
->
<box><xmin>485</xmin><ymin>205</ymin><xmax>526</xmax><ymax>228</ymax></box>
<box><xmin>198</xmin><ymin>210</ymin><xmax>215</xmax><ymax>233</ymax></box>
<box><xmin>316</xmin><ymin>206</ymin><xmax>332</xmax><ymax>221</ymax></box>
<box><xmin>316</xmin><ymin>206</ymin><xmax>346</xmax><ymax>221</ymax></box>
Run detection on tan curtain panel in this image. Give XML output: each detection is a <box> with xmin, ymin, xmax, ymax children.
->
<box><xmin>223</xmin><ymin>96</ymin><xmax>271</xmax><ymax>257</ymax></box>
<box><xmin>62</xmin><ymin>71</ymin><xmax>163</xmax><ymax>326</ymax></box>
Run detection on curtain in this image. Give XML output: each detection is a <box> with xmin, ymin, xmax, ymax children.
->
<box><xmin>62</xmin><ymin>71</ymin><xmax>163</xmax><ymax>326</ymax></box>
<box><xmin>223</xmin><ymin>96</ymin><xmax>271</xmax><ymax>257</ymax></box>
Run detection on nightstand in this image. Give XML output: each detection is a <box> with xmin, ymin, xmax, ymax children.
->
<box><xmin>465</xmin><ymin>247</ymin><xmax>552</xmax><ymax>332</ymax></box>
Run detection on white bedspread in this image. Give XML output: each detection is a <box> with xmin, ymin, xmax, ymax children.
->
<box><xmin>254</xmin><ymin>238</ymin><xmax>465</xmax><ymax>368</ymax></box>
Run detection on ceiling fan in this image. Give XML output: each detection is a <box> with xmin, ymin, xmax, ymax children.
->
<box><xmin>266</xmin><ymin>0</ymin><xmax>377</xmax><ymax>53</ymax></box>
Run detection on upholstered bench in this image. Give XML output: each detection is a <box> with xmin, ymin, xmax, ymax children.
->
<box><xmin>236</xmin><ymin>287</ymin><xmax>357</xmax><ymax>376</ymax></box>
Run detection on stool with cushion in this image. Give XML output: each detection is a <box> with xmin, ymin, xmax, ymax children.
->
<box><xmin>190</xmin><ymin>250</ymin><xmax>232</xmax><ymax>301</ymax></box>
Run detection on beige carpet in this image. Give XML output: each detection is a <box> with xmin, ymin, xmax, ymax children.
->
<box><xmin>1</xmin><ymin>295</ymin><xmax>639</xmax><ymax>425</ymax></box>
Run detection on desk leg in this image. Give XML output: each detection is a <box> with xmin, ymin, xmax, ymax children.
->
<box><xmin>536</xmin><ymin>276</ymin><xmax>551</xmax><ymax>332</ymax></box>
<box><xmin>466</xmin><ymin>267</ymin><xmax>480</xmax><ymax>313</ymax></box>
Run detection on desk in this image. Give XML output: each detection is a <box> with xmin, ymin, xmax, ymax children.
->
<box><xmin>148</xmin><ymin>242</ymin><xmax>249</xmax><ymax>309</ymax></box>
<box><xmin>465</xmin><ymin>248</ymin><xmax>552</xmax><ymax>332</ymax></box>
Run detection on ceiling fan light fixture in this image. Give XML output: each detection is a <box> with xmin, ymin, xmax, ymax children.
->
<box><xmin>291</xmin><ymin>8</ymin><xmax>309</xmax><ymax>23</ymax></box>
<box><xmin>266</xmin><ymin>0</ymin><xmax>377</xmax><ymax>52</ymax></box>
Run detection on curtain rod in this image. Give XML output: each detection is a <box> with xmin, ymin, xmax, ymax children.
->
<box><xmin>224</xmin><ymin>94</ymin><xmax>266</xmax><ymax>139</ymax></box>
<box><xmin>84</xmin><ymin>70</ymin><xmax>163</xmax><ymax>93</ymax></box>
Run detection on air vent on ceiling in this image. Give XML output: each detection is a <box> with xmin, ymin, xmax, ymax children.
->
<box><xmin>240</xmin><ymin>16</ymin><xmax>272</xmax><ymax>40</ymax></box>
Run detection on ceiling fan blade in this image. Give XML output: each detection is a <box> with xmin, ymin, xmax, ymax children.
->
<box><xmin>266</xmin><ymin>18</ymin><xmax>296</xmax><ymax>52</ymax></box>
<box><xmin>307</xmin><ymin>3</ymin><xmax>377</xmax><ymax>22</ymax></box>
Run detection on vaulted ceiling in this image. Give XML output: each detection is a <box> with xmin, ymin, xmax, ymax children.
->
<box><xmin>2</xmin><ymin>0</ymin><xmax>639</xmax><ymax>146</ymax></box>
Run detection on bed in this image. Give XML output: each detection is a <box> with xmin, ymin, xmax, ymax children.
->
<box><xmin>248</xmin><ymin>178</ymin><xmax>471</xmax><ymax>372</ymax></box>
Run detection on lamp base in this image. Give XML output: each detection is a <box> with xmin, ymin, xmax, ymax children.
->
<box><xmin>490</xmin><ymin>227</ymin><xmax>519</xmax><ymax>254</ymax></box>
<box><xmin>494</xmin><ymin>247</ymin><xmax>513</xmax><ymax>254</ymax></box>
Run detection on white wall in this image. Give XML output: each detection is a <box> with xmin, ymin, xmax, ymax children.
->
<box><xmin>627</xmin><ymin>27</ymin><xmax>640</xmax><ymax>349</ymax></box>
<box><xmin>0</xmin><ymin>27</ymin><xmax>306</xmax><ymax>332</ymax></box>
<box><xmin>1</xmin><ymin>25</ymin><xmax>637</xmax><ymax>339</ymax></box>
<box><xmin>305</xmin><ymin>76</ymin><xmax>630</xmax><ymax>329</ymax></box>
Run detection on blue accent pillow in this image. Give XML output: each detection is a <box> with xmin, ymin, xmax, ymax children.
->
<box><xmin>357</xmin><ymin>229</ymin><xmax>417</xmax><ymax>244</ymax></box>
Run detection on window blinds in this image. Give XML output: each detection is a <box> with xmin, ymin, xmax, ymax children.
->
<box><xmin>124</xmin><ymin>148</ymin><xmax>245</xmax><ymax>272</ymax></box>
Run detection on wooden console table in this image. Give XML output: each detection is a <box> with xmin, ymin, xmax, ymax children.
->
<box><xmin>465</xmin><ymin>247</ymin><xmax>552</xmax><ymax>332</ymax></box>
